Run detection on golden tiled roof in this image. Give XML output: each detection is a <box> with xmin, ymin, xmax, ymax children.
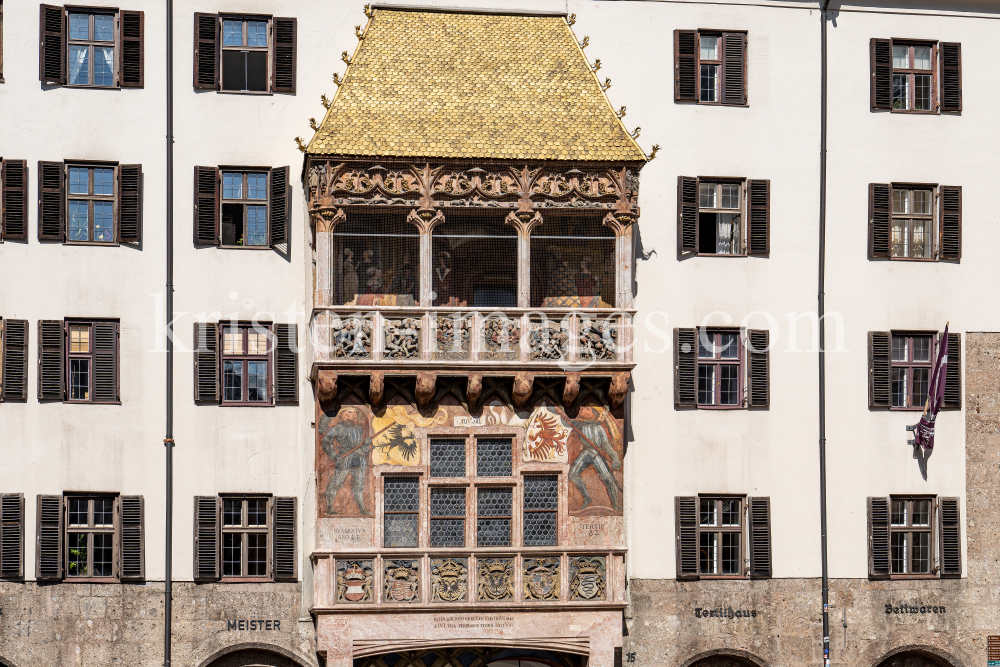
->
<box><xmin>307</xmin><ymin>9</ymin><xmax>646</xmax><ymax>162</ymax></box>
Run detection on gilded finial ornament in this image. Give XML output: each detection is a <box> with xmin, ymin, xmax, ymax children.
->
<box><xmin>648</xmin><ymin>144</ymin><xmax>661</xmax><ymax>161</ymax></box>
<box><xmin>591</xmin><ymin>59</ymin><xmax>602</xmax><ymax>72</ymax></box>
<box><xmin>363</xmin><ymin>3</ymin><xmax>373</xmax><ymax>18</ymax></box>
<box><xmin>567</xmin><ymin>13</ymin><xmax>576</xmax><ymax>25</ymax></box>
<box><xmin>309</xmin><ymin>118</ymin><xmax>319</xmax><ymax>130</ymax></box>
<box><xmin>342</xmin><ymin>51</ymin><xmax>351</xmax><ymax>65</ymax></box>
<box><xmin>294</xmin><ymin>137</ymin><xmax>307</xmax><ymax>152</ymax></box>
<box><xmin>579</xmin><ymin>36</ymin><xmax>589</xmax><ymax>48</ymax></box>
<box><xmin>601</xmin><ymin>78</ymin><xmax>612</xmax><ymax>91</ymax></box>
<box><xmin>332</xmin><ymin>72</ymin><xmax>342</xmax><ymax>86</ymax></box>
<box><xmin>617</xmin><ymin>106</ymin><xmax>626</xmax><ymax>118</ymax></box>
<box><xmin>321</xmin><ymin>95</ymin><xmax>332</xmax><ymax>109</ymax></box>
<box><xmin>631</xmin><ymin>127</ymin><xmax>641</xmax><ymax>139</ymax></box>
<box><xmin>355</xmin><ymin>25</ymin><xmax>364</xmax><ymax>39</ymax></box>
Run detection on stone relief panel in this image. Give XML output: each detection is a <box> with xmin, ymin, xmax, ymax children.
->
<box><xmin>523</xmin><ymin>557</ymin><xmax>561</xmax><ymax>601</ymax></box>
<box><xmin>529</xmin><ymin>319</ymin><xmax>569</xmax><ymax>361</ymax></box>
<box><xmin>331</xmin><ymin>316</ymin><xmax>373</xmax><ymax>358</ymax></box>
<box><xmin>476</xmin><ymin>557</ymin><xmax>515</xmax><ymax>601</ymax></box>
<box><xmin>579</xmin><ymin>318</ymin><xmax>617</xmax><ymax>361</ymax></box>
<box><xmin>569</xmin><ymin>556</ymin><xmax>607</xmax><ymax>601</ymax></box>
<box><xmin>435</xmin><ymin>316</ymin><xmax>472</xmax><ymax>360</ymax></box>
<box><xmin>383</xmin><ymin>559</ymin><xmax>421</xmax><ymax>603</ymax></box>
<box><xmin>337</xmin><ymin>559</ymin><xmax>374</xmax><ymax>603</ymax></box>
<box><xmin>383</xmin><ymin>318</ymin><xmax>422</xmax><ymax>359</ymax></box>
<box><xmin>431</xmin><ymin>557</ymin><xmax>469</xmax><ymax>602</ymax></box>
<box><xmin>483</xmin><ymin>317</ymin><xmax>520</xmax><ymax>361</ymax></box>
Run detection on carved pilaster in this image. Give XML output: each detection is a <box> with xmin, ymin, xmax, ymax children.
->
<box><xmin>416</xmin><ymin>371</ymin><xmax>437</xmax><ymax>409</ymax></box>
<box><xmin>409</xmin><ymin>208</ymin><xmax>446</xmax><ymax>306</ymax></box>
<box><xmin>314</xmin><ymin>208</ymin><xmax>347</xmax><ymax>308</ymax></box>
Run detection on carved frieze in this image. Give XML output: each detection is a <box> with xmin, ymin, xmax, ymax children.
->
<box><xmin>529</xmin><ymin>319</ymin><xmax>570</xmax><ymax>361</ymax></box>
<box><xmin>569</xmin><ymin>556</ymin><xmax>607</xmax><ymax>601</ymax></box>
<box><xmin>435</xmin><ymin>316</ymin><xmax>471</xmax><ymax>360</ymax></box>
<box><xmin>483</xmin><ymin>316</ymin><xmax>521</xmax><ymax>361</ymax></box>
<box><xmin>579</xmin><ymin>319</ymin><xmax>617</xmax><ymax>361</ymax></box>
<box><xmin>331</xmin><ymin>317</ymin><xmax>373</xmax><ymax>359</ymax></box>
<box><xmin>476</xmin><ymin>557</ymin><xmax>515</xmax><ymax>602</ymax></box>
<box><xmin>337</xmin><ymin>559</ymin><xmax>374</xmax><ymax>603</ymax></box>
<box><xmin>384</xmin><ymin>318</ymin><xmax>422</xmax><ymax>359</ymax></box>
<box><xmin>523</xmin><ymin>557</ymin><xmax>561</xmax><ymax>601</ymax></box>
<box><xmin>431</xmin><ymin>557</ymin><xmax>468</xmax><ymax>603</ymax></box>
<box><xmin>384</xmin><ymin>559</ymin><xmax>420</xmax><ymax>603</ymax></box>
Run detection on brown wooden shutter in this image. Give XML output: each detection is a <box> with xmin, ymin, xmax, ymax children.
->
<box><xmin>677</xmin><ymin>176</ymin><xmax>698</xmax><ymax>254</ymax></box>
<box><xmin>748</xmin><ymin>496</ymin><xmax>772</xmax><ymax>579</ymax></box>
<box><xmin>37</xmin><ymin>320</ymin><xmax>65</xmax><ymax>401</ymax></box>
<box><xmin>194</xmin><ymin>322</ymin><xmax>219</xmax><ymax>402</ymax></box>
<box><xmin>867</xmin><ymin>496</ymin><xmax>890</xmax><ymax>579</ymax></box>
<box><xmin>92</xmin><ymin>321</ymin><xmax>118</xmax><ymax>403</ymax></box>
<box><xmin>2</xmin><ymin>159</ymin><xmax>28</xmax><ymax>240</ymax></box>
<box><xmin>674</xmin><ymin>30</ymin><xmax>697</xmax><ymax>102</ymax></box>
<box><xmin>274</xmin><ymin>324</ymin><xmax>298</xmax><ymax>403</ymax></box>
<box><xmin>939</xmin><ymin>43</ymin><xmax>961</xmax><ymax>113</ymax></box>
<box><xmin>39</xmin><ymin>5</ymin><xmax>66</xmax><ymax>84</ymax></box>
<box><xmin>119</xmin><ymin>495</ymin><xmax>143</xmax><ymax>581</ymax></box>
<box><xmin>747</xmin><ymin>179</ymin><xmax>769</xmax><ymax>255</ymax></box>
<box><xmin>273</xmin><ymin>496</ymin><xmax>296</xmax><ymax>581</ymax></box>
<box><xmin>119</xmin><ymin>10</ymin><xmax>144</xmax><ymax>87</ymax></box>
<box><xmin>117</xmin><ymin>164</ymin><xmax>142</xmax><ymax>244</ymax></box>
<box><xmin>194</xmin><ymin>496</ymin><xmax>220</xmax><ymax>581</ymax></box>
<box><xmin>194</xmin><ymin>166</ymin><xmax>219</xmax><ymax>245</ymax></box>
<box><xmin>0</xmin><ymin>493</ymin><xmax>24</xmax><ymax>579</ymax></box>
<box><xmin>38</xmin><ymin>161</ymin><xmax>65</xmax><ymax>241</ymax></box>
<box><xmin>943</xmin><ymin>332</ymin><xmax>961</xmax><ymax>410</ymax></box>
<box><xmin>269</xmin><ymin>166</ymin><xmax>289</xmax><ymax>247</ymax></box>
<box><xmin>747</xmin><ymin>329</ymin><xmax>769</xmax><ymax>408</ymax></box>
<box><xmin>272</xmin><ymin>18</ymin><xmax>297</xmax><ymax>93</ymax></box>
<box><xmin>1</xmin><ymin>319</ymin><xmax>28</xmax><ymax>401</ymax></box>
<box><xmin>868</xmin><ymin>183</ymin><xmax>890</xmax><ymax>259</ymax></box>
<box><xmin>939</xmin><ymin>185</ymin><xmax>961</xmax><ymax>260</ymax></box>
<box><xmin>939</xmin><ymin>496</ymin><xmax>961</xmax><ymax>577</ymax></box>
<box><xmin>193</xmin><ymin>13</ymin><xmax>219</xmax><ymax>90</ymax></box>
<box><xmin>870</xmin><ymin>38</ymin><xmax>892</xmax><ymax>110</ymax></box>
<box><xmin>36</xmin><ymin>494</ymin><xmax>63</xmax><ymax>580</ymax></box>
<box><xmin>675</xmin><ymin>496</ymin><xmax>698</xmax><ymax>580</ymax></box>
<box><xmin>675</xmin><ymin>328</ymin><xmax>697</xmax><ymax>408</ymax></box>
<box><xmin>869</xmin><ymin>331</ymin><xmax>891</xmax><ymax>408</ymax></box>
<box><xmin>721</xmin><ymin>32</ymin><xmax>747</xmax><ymax>106</ymax></box>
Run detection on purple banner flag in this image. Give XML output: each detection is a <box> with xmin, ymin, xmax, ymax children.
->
<box><xmin>911</xmin><ymin>324</ymin><xmax>949</xmax><ymax>451</ymax></box>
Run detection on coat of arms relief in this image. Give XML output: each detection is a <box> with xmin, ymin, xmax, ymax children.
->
<box><xmin>523</xmin><ymin>557</ymin><xmax>561</xmax><ymax>601</ymax></box>
<box><xmin>569</xmin><ymin>556</ymin><xmax>607</xmax><ymax>601</ymax></box>
<box><xmin>337</xmin><ymin>559</ymin><xmax>374</xmax><ymax>603</ymax></box>
<box><xmin>430</xmin><ymin>557</ymin><xmax>468</xmax><ymax>602</ymax></box>
<box><xmin>476</xmin><ymin>558</ymin><xmax>515</xmax><ymax>601</ymax></box>
<box><xmin>384</xmin><ymin>559</ymin><xmax>420</xmax><ymax>603</ymax></box>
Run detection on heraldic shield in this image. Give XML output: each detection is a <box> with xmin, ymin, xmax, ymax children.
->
<box><xmin>337</xmin><ymin>559</ymin><xmax>374</xmax><ymax>603</ymax></box>
<box><xmin>384</xmin><ymin>559</ymin><xmax>420</xmax><ymax>603</ymax></box>
<box><xmin>523</xmin><ymin>557</ymin><xmax>561</xmax><ymax>601</ymax></box>
<box><xmin>477</xmin><ymin>558</ymin><xmax>515</xmax><ymax>601</ymax></box>
<box><xmin>431</xmin><ymin>558</ymin><xmax>468</xmax><ymax>602</ymax></box>
<box><xmin>570</xmin><ymin>556</ymin><xmax>607</xmax><ymax>601</ymax></box>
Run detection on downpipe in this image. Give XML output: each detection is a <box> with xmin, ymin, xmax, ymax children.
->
<box><xmin>818</xmin><ymin>0</ymin><xmax>831</xmax><ymax>665</ymax></box>
<box><xmin>164</xmin><ymin>0</ymin><xmax>175</xmax><ymax>662</ymax></box>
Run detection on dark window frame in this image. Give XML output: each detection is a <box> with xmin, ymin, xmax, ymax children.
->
<box><xmin>220</xmin><ymin>495</ymin><xmax>271</xmax><ymax>581</ymax></box>
<box><xmin>64</xmin><ymin>494</ymin><xmax>117</xmax><ymax>582</ymax></box>
<box><xmin>696</xmin><ymin>495</ymin><xmax>745</xmax><ymax>579</ymax></box>
<box><xmin>696</xmin><ymin>328</ymin><xmax>744</xmax><ymax>409</ymax></box>
<box><xmin>63</xmin><ymin>318</ymin><xmax>119</xmax><ymax>404</ymax></box>
<box><xmin>890</xmin><ymin>183</ymin><xmax>937</xmax><ymax>260</ymax></box>
<box><xmin>675</xmin><ymin>29</ymin><xmax>748</xmax><ymax>107</ymax></box>
<box><xmin>891</xmin><ymin>40</ymin><xmax>938</xmax><ymax>114</ymax></box>
<box><xmin>696</xmin><ymin>178</ymin><xmax>746</xmax><ymax>256</ymax></box>
<box><xmin>220</xmin><ymin>322</ymin><xmax>273</xmax><ymax>406</ymax></box>
<box><xmin>889</xmin><ymin>495</ymin><xmax>936</xmax><ymax>578</ymax></box>
<box><xmin>219</xmin><ymin>166</ymin><xmax>270</xmax><ymax>248</ymax></box>
<box><xmin>65</xmin><ymin>162</ymin><xmax>118</xmax><ymax>245</ymax></box>
<box><xmin>890</xmin><ymin>331</ymin><xmax>934</xmax><ymax>411</ymax></box>
<box><xmin>219</xmin><ymin>14</ymin><xmax>272</xmax><ymax>95</ymax></box>
<box><xmin>65</xmin><ymin>8</ymin><xmax>118</xmax><ymax>88</ymax></box>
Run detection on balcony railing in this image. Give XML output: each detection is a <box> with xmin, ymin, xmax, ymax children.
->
<box><xmin>311</xmin><ymin>307</ymin><xmax>635</xmax><ymax>369</ymax></box>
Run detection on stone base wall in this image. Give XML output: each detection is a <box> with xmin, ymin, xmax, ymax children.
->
<box><xmin>0</xmin><ymin>581</ymin><xmax>317</xmax><ymax>667</ymax></box>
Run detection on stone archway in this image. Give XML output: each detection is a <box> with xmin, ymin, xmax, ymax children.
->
<box><xmin>680</xmin><ymin>650</ymin><xmax>768</xmax><ymax>667</ymax></box>
<box><xmin>203</xmin><ymin>647</ymin><xmax>305</xmax><ymax>667</ymax></box>
<box><xmin>875</xmin><ymin>651</ymin><xmax>953</xmax><ymax>667</ymax></box>
<box><xmin>689</xmin><ymin>658</ymin><xmax>758</xmax><ymax>667</ymax></box>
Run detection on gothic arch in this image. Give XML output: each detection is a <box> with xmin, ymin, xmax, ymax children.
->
<box><xmin>198</xmin><ymin>643</ymin><xmax>310</xmax><ymax>667</ymax></box>
<box><xmin>872</xmin><ymin>646</ymin><xmax>959</xmax><ymax>667</ymax></box>
<box><xmin>679</xmin><ymin>649</ymin><xmax>769</xmax><ymax>667</ymax></box>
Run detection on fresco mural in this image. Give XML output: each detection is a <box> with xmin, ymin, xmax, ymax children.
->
<box><xmin>317</xmin><ymin>395</ymin><xmax>623</xmax><ymax>519</ymax></box>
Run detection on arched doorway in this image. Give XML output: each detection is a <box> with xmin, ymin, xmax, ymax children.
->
<box><xmin>203</xmin><ymin>648</ymin><xmax>304</xmax><ymax>667</ymax></box>
<box><xmin>689</xmin><ymin>658</ymin><xmax>758</xmax><ymax>667</ymax></box>
<box><xmin>875</xmin><ymin>651</ymin><xmax>952</xmax><ymax>667</ymax></box>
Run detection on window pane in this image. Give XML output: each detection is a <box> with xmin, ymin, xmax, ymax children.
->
<box><xmin>719</xmin><ymin>333</ymin><xmax>739</xmax><ymax>359</ymax></box>
<box><xmin>912</xmin><ymin>532</ymin><xmax>930</xmax><ymax>573</ymax></box>
<box><xmin>890</xmin><ymin>532</ymin><xmax>907</xmax><ymax>573</ymax></box>
<box><xmin>914</xmin><ymin>74</ymin><xmax>931</xmax><ymax>111</ymax></box>
<box><xmin>716</xmin><ymin>213</ymin><xmax>739</xmax><ymax>255</ymax></box>
<box><xmin>430</xmin><ymin>517</ymin><xmax>464</xmax><ymax>547</ymax></box>
<box><xmin>69</xmin><ymin>498</ymin><xmax>89</xmax><ymax>526</ymax></box>
<box><xmin>69</xmin><ymin>45</ymin><xmax>90</xmax><ymax>85</ymax></box>
<box><xmin>247</xmin><ymin>51</ymin><xmax>268</xmax><ymax>91</ymax></box>
<box><xmin>700</xmin><ymin>35</ymin><xmax>718</xmax><ymax>60</ymax></box>
<box><xmin>698</xmin><ymin>364</ymin><xmax>715</xmax><ymax>405</ymax></box>
<box><xmin>912</xmin><ymin>190</ymin><xmax>932</xmax><ymax>215</ymax></box>
<box><xmin>431</xmin><ymin>488</ymin><xmax>466</xmax><ymax>518</ymax></box>
<box><xmin>913</xmin><ymin>46</ymin><xmax>931</xmax><ymax>70</ymax></box>
<box><xmin>476</xmin><ymin>517</ymin><xmax>511</xmax><ymax>547</ymax></box>
<box><xmin>912</xmin><ymin>368</ymin><xmax>929</xmax><ymax>408</ymax></box>
<box><xmin>247</xmin><ymin>361</ymin><xmax>267</xmax><ymax>402</ymax></box>
<box><xmin>94</xmin><ymin>202</ymin><xmax>114</xmax><ymax>242</ymax></box>
<box><xmin>223</xmin><ymin>499</ymin><xmax>242</xmax><ymax>526</ymax></box>
<box><xmin>524</xmin><ymin>476</ymin><xmax>558</xmax><ymax>511</ymax></box>
<box><xmin>699</xmin><ymin>532</ymin><xmax>717</xmax><ymax>574</ymax></box>
<box><xmin>892</xmin><ymin>45</ymin><xmax>909</xmax><ymax>69</ymax></box>
<box><xmin>94</xmin><ymin>499</ymin><xmax>113</xmax><ymax>527</ymax></box>
<box><xmin>719</xmin><ymin>365</ymin><xmax>739</xmax><ymax>405</ymax></box>
<box><xmin>891</xmin><ymin>367</ymin><xmax>908</xmax><ymax>408</ymax></box>
<box><xmin>94</xmin><ymin>15</ymin><xmax>114</xmax><ymax>41</ymax></box>
<box><xmin>70</xmin><ymin>325</ymin><xmax>90</xmax><ymax>354</ymax></box>
<box><xmin>721</xmin><ymin>533</ymin><xmax>740</xmax><ymax>574</ymax></box>
<box><xmin>891</xmin><ymin>219</ymin><xmax>906</xmax><ymax>258</ymax></box>
<box><xmin>911</xmin><ymin>219</ymin><xmax>931</xmax><ymax>259</ymax></box>
<box><xmin>699</xmin><ymin>498</ymin><xmax>716</xmax><ymax>526</ymax></box>
<box><xmin>69</xmin><ymin>167</ymin><xmax>89</xmax><ymax>195</ymax></box>
<box><xmin>70</xmin><ymin>358</ymin><xmax>90</xmax><ymax>400</ymax></box>
<box><xmin>720</xmin><ymin>184</ymin><xmax>740</xmax><ymax>209</ymax></box>
<box><xmin>93</xmin><ymin>533</ymin><xmax>113</xmax><ymax>577</ymax></box>
<box><xmin>222</xmin><ymin>173</ymin><xmax>243</xmax><ymax>199</ymax></box>
<box><xmin>721</xmin><ymin>499</ymin><xmax>740</xmax><ymax>526</ymax></box>
<box><xmin>222</xmin><ymin>50</ymin><xmax>247</xmax><ymax>91</ymax></box>
<box><xmin>223</xmin><ymin>328</ymin><xmax>242</xmax><ymax>355</ymax></box>
<box><xmin>223</xmin><ymin>533</ymin><xmax>242</xmax><ymax>576</ymax></box>
<box><xmin>385</xmin><ymin>478</ymin><xmax>420</xmax><ymax>512</ymax></box>
<box><xmin>700</xmin><ymin>64</ymin><xmax>718</xmax><ymax>102</ymax></box>
<box><xmin>223</xmin><ymin>360</ymin><xmax>243</xmax><ymax>401</ymax></box>
<box><xmin>247</xmin><ymin>533</ymin><xmax>267</xmax><ymax>576</ymax></box>
<box><xmin>247</xmin><ymin>499</ymin><xmax>267</xmax><ymax>526</ymax></box>
<box><xmin>891</xmin><ymin>336</ymin><xmax>907</xmax><ymax>362</ymax></box>
<box><xmin>94</xmin><ymin>46</ymin><xmax>114</xmax><ymax>86</ymax></box>
<box><xmin>247</xmin><ymin>173</ymin><xmax>267</xmax><ymax>200</ymax></box>
<box><xmin>698</xmin><ymin>332</ymin><xmax>714</xmax><ymax>359</ymax></box>
<box><xmin>94</xmin><ymin>168</ymin><xmax>114</xmax><ymax>196</ymax></box>
<box><xmin>430</xmin><ymin>439</ymin><xmax>466</xmax><ymax>477</ymax></box>
<box><xmin>912</xmin><ymin>500</ymin><xmax>930</xmax><ymax>526</ymax></box>
<box><xmin>891</xmin><ymin>189</ymin><xmax>908</xmax><ymax>214</ymax></box>
<box><xmin>223</xmin><ymin>20</ymin><xmax>243</xmax><ymax>46</ymax></box>
<box><xmin>385</xmin><ymin>514</ymin><xmax>418</xmax><ymax>547</ymax></box>
<box><xmin>247</xmin><ymin>21</ymin><xmax>268</xmax><ymax>47</ymax></box>
<box><xmin>523</xmin><ymin>511</ymin><xmax>557</xmax><ymax>546</ymax></box>
<box><xmin>892</xmin><ymin>74</ymin><xmax>909</xmax><ymax>110</ymax></box>
<box><xmin>477</xmin><ymin>487</ymin><xmax>512</xmax><ymax>517</ymax></box>
<box><xmin>68</xmin><ymin>533</ymin><xmax>88</xmax><ymax>576</ymax></box>
<box><xmin>69</xmin><ymin>201</ymin><xmax>90</xmax><ymax>241</ymax></box>
<box><xmin>246</xmin><ymin>205</ymin><xmax>267</xmax><ymax>246</ymax></box>
<box><xmin>69</xmin><ymin>14</ymin><xmax>90</xmax><ymax>40</ymax></box>
<box><xmin>247</xmin><ymin>329</ymin><xmax>268</xmax><ymax>354</ymax></box>
<box><xmin>476</xmin><ymin>438</ymin><xmax>512</xmax><ymax>477</ymax></box>
<box><xmin>699</xmin><ymin>183</ymin><xmax>717</xmax><ymax>209</ymax></box>
<box><xmin>912</xmin><ymin>337</ymin><xmax>931</xmax><ymax>363</ymax></box>
<box><xmin>891</xmin><ymin>499</ymin><xmax>907</xmax><ymax>526</ymax></box>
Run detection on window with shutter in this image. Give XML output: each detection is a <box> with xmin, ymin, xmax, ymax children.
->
<box><xmin>746</xmin><ymin>179</ymin><xmax>769</xmax><ymax>255</ymax></box>
<box><xmin>679</xmin><ymin>177</ymin><xmax>767</xmax><ymax>257</ymax></box>
<box><xmin>868</xmin><ymin>496</ymin><xmax>890</xmax><ymax>579</ymax></box>
<box><xmin>273</xmin><ymin>496</ymin><xmax>296</xmax><ymax>581</ymax></box>
<box><xmin>673</xmin><ymin>30</ymin><xmax>697</xmax><ymax>102</ymax></box>
<box><xmin>939</xmin><ymin>43</ymin><xmax>961</xmax><ymax>112</ymax></box>
<box><xmin>0</xmin><ymin>493</ymin><xmax>24</xmax><ymax>579</ymax></box>
<box><xmin>679</xmin><ymin>495</ymin><xmax>754</xmax><ymax>579</ymax></box>
<box><xmin>674</xmin><ymin>30</ymin><xmax>747</xmax><ymax>106</ymax></box>
<box><xmin>747</xmin><ymin>329</ymin><xmax>769</xmax><ymax>408</ymax></box>
<box><xmin>193</xmin><ymin>13</ymin><xmax>219</xmax><ymax>89</ymax></box>
<box><xmin>194</xmin><ymin>496</ymin><xmax>220</xmax><ymax>581</ymax></box>
<box><xmin>40</xmin><ymin>6</ymin><xmax>142</xmax><ymax>89</ymax></box>
<box><xmin>748</xmin><ymin>497</ymin><xmax>771</xmax><ymax>579</ymax></box>
<box><xmin>119</xmin><ymin>495</ymin><xmax>143</xmax><ymax>581</ymax></box>
<box><xmin>1</xmin><ymin>159</ymin><xmax>28</xmax><ymax>240</ymax></box>
<box><xmin>274</xmin><ymin>324</ymin><xmax>298</xmax><ymax>403</ymax></box>
<box><xmin>1</xmin><ymin>319</ymin><xmax>28</xmax><ymax>401</ymax></box>
<box><xmin>677</xmin><ymin>176</ymin><xmax>698</xmax><ymax>254</ymax></box>
<box><xmin>38</xmin><ymin>161</ymin><xmax>65</xmax><ymax>241</ymax></box>
<box><xmin>939</xmin><ymin>186</ymin><xmax>961</xmax><ymax>260</ymax></box>
<box><xmin>939</xmin><ymin>497</ymin><xmax>961</xmax><ymax>577</ymax></box>
<box><xmin>675</xmin><ymin>496</ymin><xmax>698</xmax><ymax>579</ymax></box>
<box><xmin>36</xmin><ymin>494</ymin><xmax>63</xmax><ymax>580</ymax></box>
<box><xmin>117</xmin><ymin>164</ymin><xmax>142</xmax><ymax>243</ymax></box>
<box><xmin>272</xmin><ymin>18</ymin><xmax>296</xmax><ymax>93</ymax></box>
<box><xmin>63</xmin><ymin>319</ymin><xmax>119</xmax><ymax>404</ymax></box>
<box><xmin>674</xmin><ymin>328</ymin><xmax>697</xmax><ymax>408</ymax></box>
<box><xmin>40</xmin><ymin>5</ymin><xmax>67</xmax><ymax>84</ymax></box>
<box><xmin>868</xmin><ymin>331</ymin><xmax>891</xmax><ymax>408</ymax></box>
<box><xmin>119</xmin><ymin>11</ymin><xmax>143</xmax><ymax>87</ymax></box>
<box><xmin>943</xmin><ymin>332</ymin><xmax>961</xmax><ymax>410</ymax></box>
<box><xmin>194</xmin><ymin>322</ymin><xmax>220</xmax><ymax>402</ymax></box>
<box><xmin>38</xmin><ymin>320</ymin><xmax>65</xmax><ymax>401</ymax></box>
<box><xmin>194</xmin><ymin>166</ymin><xmax>220</xmax><ymax>245</ymax></box>
<box><xmin>871</xmin><ymin>331</ymin><xmax>957</xmax><ymax>411</ymax></box>
<box><xmin>269</xmin><ymin>166</ymin><xmax>289</xmax><ymax>249</ymax></box>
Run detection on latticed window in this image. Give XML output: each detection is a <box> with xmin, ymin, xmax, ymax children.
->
<box><xmin>892</xmin><ymin>43</ymin><xmax>934</xmax><ymax>111</ymax></box>
<box><xmin>476</xmin><ymin>438</ymin><xmax>512</xmax><ymax>477</ymax></box>
<box><xmin>384</xmin><ymin>477</ymin><xmax>419</xmax><ymax>548</ymax></box>
<box><xmin>431</xmin><ymin>438</ymin><xmax>466</xmax><ymax>478</ymax></box>
<box><xmin>66</xmin><ymin>496</ymin><xmax>115</xmax><ymax>578</ymax></box>
<box><xmin>68</xmin><ymin>11</ymin><xmax>116</xmax><ymax>87</ymax></box>
<box><xmin>332</xmin><ymin>211</ymin><xmax>420</xmax><ymax>306</ymax></box>
<box><xmin>530</xmin><ymin>216</ymin><xmax>615</xmax><ymax>308</ymax></box>
<box><xmin>890</xmin><ymin>497</ymin><xmax>933</xmax><ymax>575</ymax></box>
<box><xmin>697</xmin><ymin>329</ymin><xmax>742</xmax><ymax>406</ymax></box>
<box><xmin>523</xmin><ymin>476</ymin><xmax>558</xmax><ymax>546</ymax></box>
<box><xmin>698</xmin><ymin>497</ymin><xmax>742</xmax><ymax>576</ymax></box>
<box><xmin>891</xmin><ymin>188</ymin><xmax>933</xmax><ymax>259</ymax></box>
<box><xmin>430</xmin><ymin>488</ymin><xmax>465</xmax><ymax>547</ymax></box>
<box><xmin>222</xmin><ymin>497</ymin><xmax>269</xmax><ymax>578</ymax></box>
<box><xmin>67</xmin><ymin>165</ymin><xmax>115</xmax><ymax>243</ymax></box>
<box><xmin>891</xmin><ymin>334</ymin><xmax>932</xmax><ymax>409</ymax></box>
<box><xmin>431</xmin><ymin>212</ymin><xmax>517</xmax><ymax>308</ymax></box>
<box><xmin>221</xmin><ymin>324</ymin><xmax>271</xmax><ymax>404</ymax></box>
<box><xmin>477</xmin><ymin>487</ymin><xmax>512</xmax><ymax>547</ymax></box>
<box><xmin>221</xmin><ymin>17</ymin><xmax>269</xmax><ymax>92</ymax></box>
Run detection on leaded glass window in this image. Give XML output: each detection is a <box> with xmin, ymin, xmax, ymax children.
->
<box><xmin>430</xmin><ymin>488</ymin><xmax>465</xmax><ymax>547</ymax></box>
<box><xmin>523</xmin><ymin>476</ymin><xmax>558</xmax><ymax>546</ymax></box>
<box><xmin>477</xmin><ymin>487</ymin><xmax>512</xmax><ymax>547</ymax></box>
<box><xmin>476</xmin><ymin>438</ymin><xmax>512</xmax><ymax>477</ymax></box>
<box><xmin>384</xmin><ymin>477</ymin><xmax>419</xmax><ymax>548</ymax></box>
<box><xmin>431</xmin><ymin>439</ymin><xmax>466</xmax><ymax>477</ymax></box>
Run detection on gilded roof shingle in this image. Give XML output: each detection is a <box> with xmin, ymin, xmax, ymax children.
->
<box><xmin>307</xmin><ymin>10</ymin><xmax>646</xmax><ymax>162</ymax></box>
